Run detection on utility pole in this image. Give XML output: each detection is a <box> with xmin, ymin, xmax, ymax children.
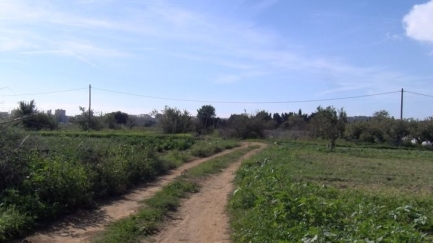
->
<box><xmin>400</xmin><ymin>88</ymin><xmax>404</xmax><ymax>120</ymax></box>
<box><xmin>89</xmin><ymin>84</ymin><xmax>91</xmax><ymax>130</ymax></box>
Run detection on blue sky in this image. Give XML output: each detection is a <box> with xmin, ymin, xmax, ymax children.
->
<box><xmin>1</xmin><ymin>0</ymin><xmax>433</xmax><ymax>118</ymax></box>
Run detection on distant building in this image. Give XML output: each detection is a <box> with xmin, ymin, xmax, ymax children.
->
<box><xmin>47</xmin><ymin>109</ymin><xmax>52</xmax><ymax>116</ymax></box>
<box><xmin>55</xmin><ymin>109</ymin><xmax>68</xmax><ymax>123</ymax></box>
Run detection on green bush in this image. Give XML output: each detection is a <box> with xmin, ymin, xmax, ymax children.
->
<box><xmin>0</xmin><ymin>206</ymin><xmax>33</xmax><ymax>242</ymax></box>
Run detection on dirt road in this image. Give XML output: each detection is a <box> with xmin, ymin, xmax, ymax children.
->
<box><xmin>149</xmin><ymin>142</ymin><xmax>266</xmax><ymax>243</ymax></box>
<box><xmin>23</xmin><ymin>143</ymin><xmax>260</xmax><ymax>243</ymax></box>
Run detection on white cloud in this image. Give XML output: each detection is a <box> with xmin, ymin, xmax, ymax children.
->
<box><xmin>403</xmin><ymin>0</ymin><xmax>433</xmax><ymax>43</ymax></box>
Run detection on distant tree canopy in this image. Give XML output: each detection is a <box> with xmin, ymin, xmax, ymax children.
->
<box><xmin>196</xmin><ymin>105</ymin><xmax>216</xmax><ymax>133</ymax></box>
<box><xmin>155</xmin><ymin>106</ymin><xmax>192</xmax><ymax>134</ymax></box>
<box><xmin>345</xmin><ymin>111</ymin><xmax>410</xmax><ymax>145</ymax></box>
<box><xmin>105</xmin><ymin>111</ymin><xmax>129</xmax><ymax>129</ymax></box>
<box><xmin>12</xmin><ymin>100</ymin><xmax>57</xmax><ymax>130</ymax></box>
<box><xmin>71</xmin><ymin>106</ymin><xmax>103</xmax><ymax>131</ymax></box>
<box><xmin>228</xmin><ymin>110</ymin><xmax>274</xmax><ymax>139</ymax></box>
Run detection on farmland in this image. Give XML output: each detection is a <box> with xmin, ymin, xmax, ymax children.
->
<box><xmin>0</xmin><ymin>128</ymin><xmax>238</xmax><ymax>242</ymax></box>
<box><xmin>3</xmin><ymin>124</ymin><xmax>433</xmax><ymax>242</ymax></box>
<box><xmin>229</xmin><ymin>141</ymin><xmax>433</xmax><ymax>242</ymax></box>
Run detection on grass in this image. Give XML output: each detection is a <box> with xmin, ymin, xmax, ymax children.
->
<box><xmin>92</xmin><ymin>145</ymin><xmax>259</xmax><ymax>243</ymax></box>
<box><xmin>189</xmin><ymin>139</ymin><xmax>239</xmax><ymax>157</ymax></box>
<box><xmin>229</xmin><ymin>141</ymin><xmax>433</xmax><ymax>242</ymax></box>
<box><xmin>0</xmin><ymin>127</ymin><xmax>238</xmax><ymax>242</ymax></box>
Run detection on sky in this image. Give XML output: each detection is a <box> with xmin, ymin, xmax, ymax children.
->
<box><xmin>0</xmin><ymin>0</ymin><xmax>433</xmax><ymax>118</ymax></box>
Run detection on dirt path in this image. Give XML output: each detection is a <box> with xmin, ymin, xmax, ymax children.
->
<box><xmin>23</xmin><ymin>143</ymin><xmax>257</xmax><ymax>243</ymax></box>
<box><xmin>149</xmin><ymin>142</ymin><xmax>266</xmax><ymax>243</ymax></box>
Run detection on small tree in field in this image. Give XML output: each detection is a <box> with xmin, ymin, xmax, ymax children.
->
<box><xmin>197</xmin><ymin>105</ymin><xmax>216</xmax><ymax>133</ymax></box>
<box><xmin>312</xmin><ymin>106</ymin><xmax>347</xmax><ymax>151</ymax></box>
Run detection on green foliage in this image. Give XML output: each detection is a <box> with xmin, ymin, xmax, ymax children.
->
<box><xmin>190</xmin><ymin>140</ymin><xmax>238</xmax><ymax>158</ymax></box>
<box><xmin>310</xmin><ymin>106</ymin><xmax>347</xmax><ymax>150</ymax></box>
<box><xmin>0</xmin><ymin>206</ymin><xmax>33</xmax><ymax>242</ymax></box>
<box><xmin>228</xmin><ymin>111</ymin><xmax>274</xmax><ymax>139</ymax></box>
<box><xmin>154</xmin><ymin>106</ymin><xmax>193</xmax><ymax>134</ymax></box>
<box><xmin>196</xmin><ymin>105</ymin><xmax>216</xmax><ymax>133</ymax></box>
<box><xmin>105</xmin><ymin>111</ymin><xmax>129</xmax><ymax>129</ymax></box>
<box><xmin>0</xmin><ymin>127</ymin><xmax>30</xmax><ymax>192</ymax></box>
<box><xmin>145</xmin><ymin>181</ymin><xmax>199</xmax><ymax>211</ymax></box>
<box><xmin>93</xmin><ymin>145</ymin><xmax>256</xmax><ymax>243</ymax></box>
<box><xmin>345</xmin><ymin>112</ymin><xmax>412</xmax><ymax>145</ymax></box>
<box><xmin>0</xmin><ymin>129</ymin><xmax>198</xmax><ymax>242</ymax></box>
<box><xmin>12</xmin><ymin>100</ymin><xmax>57</xmax><ymax>130</ymax></box>
<box><xmin>71</xmin><ymin>106</ymin><xmax>104</xmax><ymax>131</ymax></box>
<box><xmin>229</xmin><ymin>143</ymin><xmax>433</xmax><ymax>242</ymax></box>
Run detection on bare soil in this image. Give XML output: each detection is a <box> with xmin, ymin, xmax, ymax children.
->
<box><xmin>148</xmin><ymin>142</ymin><xmax>266</xmax><ymax>243</ymax></box>
<box><xmin>23</xmin><ymin>143</ymin><xmax>260</xmax><ymax>243</ymax></box>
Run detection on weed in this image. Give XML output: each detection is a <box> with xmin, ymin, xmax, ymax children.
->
<box><xmin>229</xmin><ymin>142</ymin><xmax>433</xmax><ymax>242</ymax></box>
<box><xmin>93</xmin><ymin>145</ymin><xmax>257</xmax><ymax>243</ymax></box>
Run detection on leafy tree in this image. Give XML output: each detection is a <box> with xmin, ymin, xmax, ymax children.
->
<box><xmin>14</xmin><ymin>100</ymin><xmax>36</xmax><ymax>117</ymax></box>
<box><xmin>105</xmin><ymin>111</ymin><xmax>129</xmax><ymax>129</ymax></box>
<box><xmin>311</xmin><ymin>106</ymin><xmax>347</xmax><ymax>151</ymax></box>
<box><xmin>197</xmin><ymin>105</ymin><xmax>216</xmax><ymax>133</ymax></box>
<box><xmin>12</xmin><ymin>100</ymin><xmax>57</xmax><ymax>130</ymax></box>
<box><xmin>72</xmin><ymin>106</ymin><xmax>103</xmax><ymax>131</ymax></box>
<box><xmin>373</xmin><ymin>110</ymin><xmax>390</xmax><ymax>120</ymax></box>
<box><xmin>272</xmin><ymin>113</ymin><xmax>283</xmax><ymax>125</ymax></box>
<box><xmin>282</xmin><ymin>115</ymin><xmax>308</xmax><ymax>130</ymax></box>
<box><xmin>408</xmin><ymin>117</ymin><xmax>433</xmax><ymax>144</ymax></box>
<box><xmin>281</xmin><ymin>112</ymin><xmax>293</xmax><ymax>122</ymax></box>
<box><xmin>155</xmin><ymin>106</ymin><xmax>192</xmax><ymax>134</ymax></box>
<box><xmin>113</xmin><ymin>111</ymin><xmax>129</xmax><ymax>125</ymax></box>
<box><xmin>228</xmin><ymin>110</ymin><xmax>271</xmax><ymax>139</ymax></box>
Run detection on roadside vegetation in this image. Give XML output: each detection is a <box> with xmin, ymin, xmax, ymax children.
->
<box><xmin>92</xmin><ymin>145</ymin><xmax>259</xmax><ymax>243</ymax></box>
<box><xmin>3</xmin><ymin>99</ymin><xmax>433</xmax><ymax>242</ymax></box>
<box><xmin>0</xmin><ymin>124</ymin><xmax>238</xmax><ymax>242</ymax></box>
<box><xmin>229</xmin><ymin>141</ymin><xmax>433</xmax><ymax>242</ymax></box>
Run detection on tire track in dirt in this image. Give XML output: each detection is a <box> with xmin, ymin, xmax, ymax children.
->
<box><xmin>22</xmin><ymin>143</ymin><xmax>255</xmax><ymax>243</ymax></box>
<box><xmin>148</xmin><ymin>142</ymin><xmax>266</xmax><ymax>243</ymax></box>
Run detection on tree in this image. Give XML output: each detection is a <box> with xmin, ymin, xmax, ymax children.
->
<box><xmin>14</xmin><ymin>100</ymin><xmax>36</xmax><ymax>117</ymax></box>
<box><xmin>311</xmin><ymin>106</ymin><xmax>347</xmax><ymax>151</ymax></box>
<box><xmin>113</xmin><ymin>111</ymin><xmax>129</xmax><ymax>125</ymax></box>
<box><xmin>105</xmin><ymin>111</ymin><xmax>129</xmax><ymax>129</ymax></box>
<box><xmin>373</xmin><ymin>110</ymin><xmax>390</xmax><ymax>120</ymax></box>
<box><xmin>197</xmin><ymin>105</ymin><xmax>216</xmax><ymax>132</ymax></box>
<box><xmin>12</xmin><ymin>100</ymin><xmax>57</xmax><ymax>130</ymax></box>
<box><xmin>155</xmin><ymin>106</ymin><xmax>192</xmax><ymax>134</ymax></box>
<box><xmin>228</xmin><ymin>110</ymin><xmax>270</xmax><ymax>139</ymax></box>
<box><xmin>72</xmin><ymin>106</ymin><xmax>103</xmax><ymax>131</ymax></box>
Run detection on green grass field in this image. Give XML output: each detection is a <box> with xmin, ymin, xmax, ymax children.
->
<box><xmin>229</xmin><ymin>142</ymin><xmax>433</xmax><ymax>242</ymax></box>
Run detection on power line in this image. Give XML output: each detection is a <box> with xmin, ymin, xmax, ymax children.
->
<box><xmin>404</xmin><ymin>90</ymin><xmax>433</xmax><ymax>98</ymax></box>
<box><xmin>0</xmin><ymin>87</ymin><xmax>87</xmax><ymax>97</ymax></box>
<box><xmin>93</xmin><ymin>87</ymin><xmax>400</xmax><ymax>104</ymax></box>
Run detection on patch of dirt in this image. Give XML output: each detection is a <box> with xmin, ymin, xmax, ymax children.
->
<box><xmin>148</xmin><ymin>142</ymin><xmax>266</xmax><ymax>243</ymax></box>
<box><xmin>22</xmin><ymin>143</ymin><xmax>258</xmax><ymax>243</ymax></box>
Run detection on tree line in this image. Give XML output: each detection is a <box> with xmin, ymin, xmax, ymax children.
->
<box><xmin>5</xmin><ymin>100</ymin><xmax>433</xmax><ymax>149</ymax></box>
